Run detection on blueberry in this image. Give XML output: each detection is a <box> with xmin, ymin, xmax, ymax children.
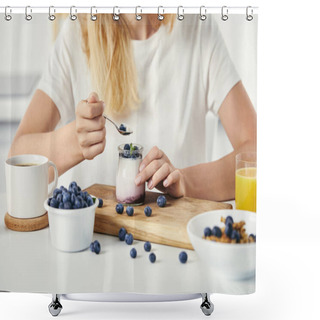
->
<box><xmin>98</xmin><ymin>198</ymin><xmax>103</xmax><ymax>208</ymax></box>
<box><xmin>231</xmin><ymin>229</ymin><xmax>240</xmax><ymax>243</ymax></box>
<box><xmin>50</xmin><ymin>198</ymin><xmax>59</xmax><ymax>208</ymax></box>
<box><xmin>116</xmin><ymin>203</ymin><xmax>124</xmax><ymax>214</ymax></box>
<box><xmin>212</xmin><ymin>226</ymin><xmax>222</xmax><ymax>238</ymax></box>
<box><xmin>149</xmin><ymin>253</ymin><xmax>156</xmax><ymax>263</ymax></box>
<box><xmin>69</xmin><ymin>181</ymin><xmax>77</xmax><ymax>190</ymax></box>
<box><xmin>126</xmin><ymin>206</ymin><xmax>134</xmax><ymax>216</ymax></box>
<box><xmin>249</xmin><ymin>234</ymin><xmax>256</xmax><ymax>242</ymax></box>
<box><xmin>157</xmin><ymin>195</ymin><xmax>167</xmax><ymax>207</ymax></box>
<box><xmin>144</xmin><ymin>241</ymin><xmax>151</xmax><ymax>252</ymax></box>
<box><xmin>225</xmin><ymin>222</ymin><xmax>233</xmax><ymax>238</ymax></box>
<box><xmin>119</xmin><ymin>124</ymin><xmax>126</xmax><ymax>132</ymax></box>
<box><xmin>47</xmin><ymin>198</ymin><xmax>52</xmax><ymax>206</ymax></box>
<box><xmin>77</xmin><ymin>186</ymin><xmax>81</xmax><ymax>192</ymax></box>
<box><xmin>64</xmin><ymin>201</ymin><xmax>72</xmax><ymax>209</ymax></box>
<box><xmin>90</xmin><ymin>240</ymin><xmax>101</xmax><ymax>254</ymax></box>
<box><xmin>62</xmin><ymin>191</ymin><xmax>71</xmax><ymax>203</ymax></box>
<box><xmin>124</xmin><ymin>143</ymin><xmax>130</xmax><ymax>150</ymax></box>
<box><xmin>71</xmin><ymin>186</ymin><xmax>78</xmax><ymax>195</ymax></box>
<box><xmin>144</xmin><ymin>206</ymin><xmax>152</xmax><ymax>217</ymax></box>
<box><xmin>204</xmin><ymin>227</ymin><xmax>212</xmax><ymax>237</ymax></box>
<box><xmin>130</xmin><ymin>248</ymin><xmax>137</xmax><ymax>258</ymax></box>
<box><xmin>83</xmin><ymin>191</ymin><xmax>89</xmax><ymax>201</ymax></box>
<box><xmin>87</xmin><ymin>196</ymin><xmax>93</xmax><ymax>207</ymax></box>
<box><xmin>60</xmin><ymin>185</ymin><xmax>67</xmax><ymax>192</ymax></box>
<box><xmin>56</xmin><ymin>193</ymin><xmax>62</xmax><ymax>203</ymax></box>
<box><xmin>53</xmin><ymin>188</ymin><xmax>61</xmax><ymax>198</ymax></box>
<box><xmin>71</xmin><ymin>193</ymin><xmax>76</xmax><ymax>205</ymax></box>
<box><xmin>74</xmin><ymin>198</ymin><xmax>82</xmax><ymax>209</ymax></box>
<box><xmin>118</xmin><ymin>227</ymin><xmax>127</xmax><ymax>241</ymax></box>
<box><xmin>225</xmin><ymin>216</ymin><xmax>234</xmax><ymax>226</ymax></box>
<box><xmin>179</xmin><ymin>251</ymin><xmax>188</xmax><ymax>264</ymax></box>
<box><xmin>133</xmin><ymin>146</ymin><xmax>138</xmax><ymax>150</ymax></box>
<box><xmin>83</xmin><ymin>202</ymin><xmax>88</xmax><ymax>208</ymax></box>
<box><xmin>79</xmin><ymin>191</ymin><xmax>85</xmax><ymax>200</ymax></box>
<box><xmin>125</xmin><ymin>233</ymin><xmax>134</xmax><ymax>245</ymax></box>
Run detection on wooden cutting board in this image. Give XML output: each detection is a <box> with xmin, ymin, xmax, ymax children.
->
<box><xmin>86</xmin><ymin>184</ymin><xmax>232</xmax><ymax>250</ymax></box>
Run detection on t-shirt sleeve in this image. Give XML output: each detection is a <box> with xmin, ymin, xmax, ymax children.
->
<box><xmin>37</xmin><ymin>19</ymin><xmax>76</xmax><ymax>125</ymax></box>
<box><xmin>201</xmin><ymin>17</ymin><xmax>241</xmax><ymax>115</ymax></box>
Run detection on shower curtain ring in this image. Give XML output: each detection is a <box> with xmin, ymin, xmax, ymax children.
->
<box><xmin>4</xmin><ymin>6</ymin><xmax>12</xmax><ymax>21</ymax></box>
<box><xmin>200</xmin><ymin>6</ymin><xmax>207</xmax><ymax>21</ymax></box>
<box><xmin>70</xmin><ymin>6</ymin><xmax>77</xmax><ymax>21</ymax></box>
<box><xmin>177</xmin><ymin>6</ymin><xmax>184</xmax><ymax>21</ymax></box>
<box><xmin>25</xmin><ymin>6</ymin><xmax>32</xmax><ymax>21</ymax></box>
<box><xmin>91</xmin><ymin>6</ymin><xmax>97</xmax><ymax>21</ymax></box>
<box><xmin>221</xmin><ymin>6</ymin><xmax>228</xmax><ymax>21</ymax></box>
<box><xmin>135</xmin><ymin>6</ymin><xmax>142</xmax><ymax>21</ymax></box>
<box><xmin>246</xmin><ymin>6</ymin><xmax>254</xmax><ymax>21</ymax></box>
<box><xmin>158</xmin><ymin>6</ymin><xmax>164</xmax><ymax>21</ymax></box>
<box><xmin>113</xmin><ymin>6</ymin><xmax>120</xmax><ymax>21</ymax></box>
<box><xmin>48</xmin><ymin>6</ymin><xmax>56</xmax><ymax>21</ymax></box>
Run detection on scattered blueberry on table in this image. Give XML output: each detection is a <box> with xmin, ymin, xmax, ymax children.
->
<box><xmin>179</xmin><ymin>251</ymin><xmax>188</xmax><ymax>264</ymax></box>
<box><xmin>116</xmin><ymin>203</ymin><xmax>124</xmax><ymax>214</ymax></box>
<box><xmin>98</xmin><ymin>198</ymin><xmax>103</xmax><ymax>208</ymax></box>
<box><xmin>149</xmin><ymin>253</ymin><xmax>156</xmax><ymax>263</ymax></box>
<box><xmin>90</xmin><ymin>240</ymin><xmax>101</xmax><ymax>254</ymax></box>
<box><xmin>144</xmin><ymin>241</ymin><xmax>151</xmax><ymax>252</ymax></box>
<box><xmin>125</xmin><ymin>233</ymin><xmax>134</xmax><ymax>245</ymax></box>
<box><xmin>118</xmin><ymin>227</ymin><xmax>127</xmax><ymax>241</ymax></box>
<box><xmin>144</xmin><ymin>206</ymin><xmax>152</xmax><ymax>217</ymax></box>
<box><xmin>130</xmin><ymin>248</ymin><xmax>137</xmax><ymax>258</ymax></box>
<box><xmin>157</xmin><ymin>195</ymin><xmax>167</xmax><ymax>207</ymax></box>
<box><xmin>126</xmin><ymin>206</ymin><xmax>134</xmax><ymax>216</ymax></box>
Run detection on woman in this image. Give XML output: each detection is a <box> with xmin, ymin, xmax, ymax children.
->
<box><xmin>8</xmin><ymin>14</ymin><xmax>256</xmax><ymax>201</ymax></box>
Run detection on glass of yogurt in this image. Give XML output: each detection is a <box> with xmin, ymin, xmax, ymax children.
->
<box><xmin>116</xmin><ymin>144</ymin><xmax>145</xmax><ymax>205</ymax></box>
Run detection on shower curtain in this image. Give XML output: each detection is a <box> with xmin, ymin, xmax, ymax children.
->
<box><xmin>0</xmin><ymin>6</ymin><xmax>257</xmax><ymax>316</ymax></box>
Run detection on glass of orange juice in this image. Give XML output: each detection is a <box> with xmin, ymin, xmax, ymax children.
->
<box><xmin>235</xmin><ymin>152</ymin><xmax>256</xmax><ymax>212</ymax></box>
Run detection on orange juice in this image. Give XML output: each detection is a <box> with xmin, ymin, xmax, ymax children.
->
<box><xmin>235</xmin><ymin>167</ymin><xmax>256</xmax><ymax>212</ymax></box>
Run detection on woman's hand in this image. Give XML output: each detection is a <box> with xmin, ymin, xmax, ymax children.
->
<box><xmin>75</xmin><ymin>92</ymin><xmax>106</xmax><ymax>160</ymax></box>
<box><xmin>135</xmin><ymin>146</ymin><xmax>186</xmax><ymax>198</ymax></box>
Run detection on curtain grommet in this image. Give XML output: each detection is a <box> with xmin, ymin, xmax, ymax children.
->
<box><xmin>177</xmin><ymin>6</ymin><xmax>184</xmax><ymax>21</ymax></box>
<box><xmin>221</xmin><ymin>6</ymin><xmax>228</xmax><ymax>21</ymax></box>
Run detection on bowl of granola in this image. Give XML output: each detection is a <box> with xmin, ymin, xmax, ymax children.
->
<box><xmin>187</xmin><ymin>209</ymin><xmax>256</xmax><ymax>280</ymax></box>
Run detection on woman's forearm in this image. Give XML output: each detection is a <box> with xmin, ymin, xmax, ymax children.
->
<box><xmin>9</xmin><ymin>120</ymin><xmax>84</xmax><ymax>180</ymax></box>
<box><xmin>181</xmin><ymin>140</ymin><xmax>256</xmax><ymax>202</ymax></box>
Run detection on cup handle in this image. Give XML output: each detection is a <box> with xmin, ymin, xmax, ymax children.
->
<box><xmin>48</xmin><ymin>161</ymin><xmax>58</xmax><ymax>197</ymax></box>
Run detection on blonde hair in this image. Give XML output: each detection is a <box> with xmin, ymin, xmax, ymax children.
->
<box><xmin>79</xmin><ymin>14</ymin><xmax>175</xmax><ymax>116</ymax></box>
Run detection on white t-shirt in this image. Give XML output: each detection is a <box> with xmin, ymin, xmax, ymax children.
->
<box><xmin>38</xmin><ymin>15</ymin><xmax>240</xmax><ymax>189</ymax></box>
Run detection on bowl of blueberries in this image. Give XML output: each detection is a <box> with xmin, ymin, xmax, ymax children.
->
<box><xmin>44</xmin><ymin>181</ymin><xmax>100</xmax><ymax>252</ymax></box>
<box><xmin>187</xmin><ymin>209</ymin><xmax>256</xmax><ymax>280</ymax></box>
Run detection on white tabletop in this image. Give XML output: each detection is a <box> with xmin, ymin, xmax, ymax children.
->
<box><xmin>0</xmin><ymin>193</ymin><xmax>254</xmax><ymax>295</ymax></box>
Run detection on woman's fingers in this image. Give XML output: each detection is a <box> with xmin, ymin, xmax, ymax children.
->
<box><xmin>147</xmin><ymin>163</ymin><xmax>171</xmax><ymax>189</ymax></box>
<box><xmin>163</xmin><ymin>169</ymin><xmax>181</xmax><ymax>188</ymax></box>
<box><xmin>78</xmin><ymin>127</ymin><xmax>106</xmax><ymax>148</ymax></box>
<box><xmin>82</xmin><ymin>140</ymin><xmax>106</xmax><ymax>160</ymax></box>
<box><xmin>135</xmin><ymin>159</ymin><xmax>163</xmax><ymax>186</ymax></box>
<box><xmin>75</xmin><ymin>92</ymin><xmax>107</xmax><ymax>160</ymax></box>
<box><xmin>139</xmin><ymin>146</ymin><xmax>164</xmax><ymax>172</ymax></box>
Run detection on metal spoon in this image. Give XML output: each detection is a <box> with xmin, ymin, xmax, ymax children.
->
<box><xmin>103</xmin><ymin>114</ymin><xmax>133</xmax><ymax>136</ymax></box>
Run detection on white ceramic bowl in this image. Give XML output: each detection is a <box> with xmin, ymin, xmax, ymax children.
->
<box><xmin>187</xmin><ymin>209</ymin><xmax>256</xmax><ymax>280</ymax></box>
<box><xmin>44</xmin><ymin>197</ymin><xmax>98</xmax><ymax>252</ymax></box>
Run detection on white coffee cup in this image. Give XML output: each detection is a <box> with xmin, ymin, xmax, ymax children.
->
<box><xmin>5</xmin><ymin>154</ymin><xmax>58</xmax><ymax>219</ymax></box>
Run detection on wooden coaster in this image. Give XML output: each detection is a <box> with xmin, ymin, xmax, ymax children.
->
<box><xmin>4</xmin><ymin>212</ymin><xmax>49</xmax><ymax>232</ymax></box>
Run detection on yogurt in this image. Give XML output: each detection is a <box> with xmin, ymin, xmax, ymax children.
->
<box><xmin>116</xmin><ymin>144</ymin><xmax>145</xmax><ymax>205</ymax></box>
